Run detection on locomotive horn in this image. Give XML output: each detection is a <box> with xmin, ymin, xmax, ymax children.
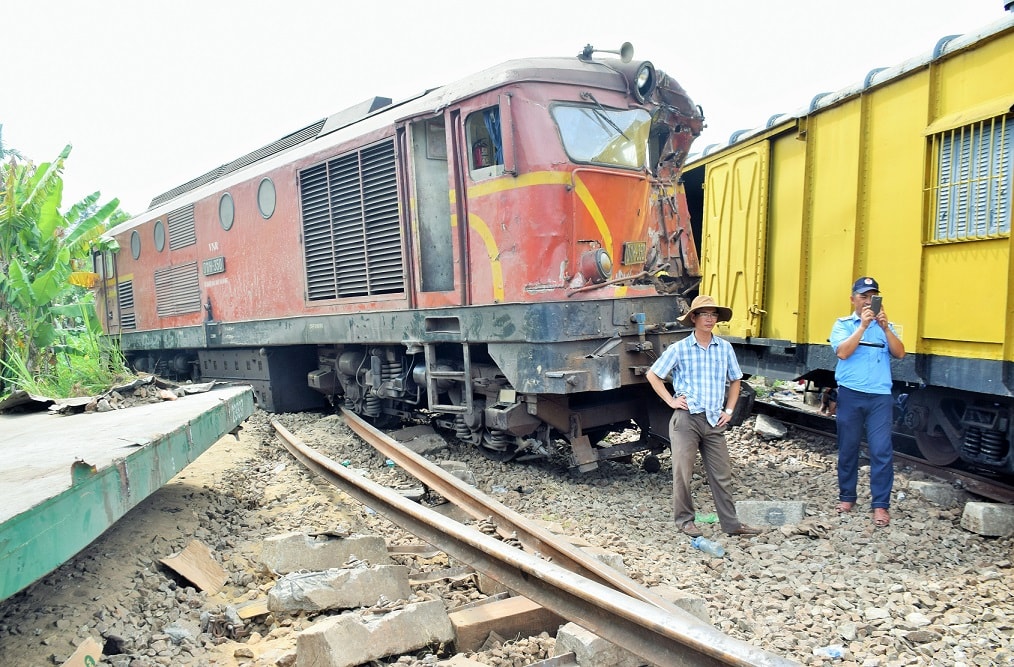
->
<box><xmin>579</xmin><ymin>42</ymin><xmax>634</xmax><ymax>63</ymax></box>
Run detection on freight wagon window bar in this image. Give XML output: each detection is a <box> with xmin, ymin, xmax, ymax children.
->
<box><xmin>928</xmin><ymin>114</ymin><xmax>1011</xmax><ymax>243</ymax></box>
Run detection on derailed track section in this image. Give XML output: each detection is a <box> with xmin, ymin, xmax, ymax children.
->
<box><xmin>271</xmin><ymin>416</ymin><xmax>799</xmax><ymax>667</ymax></box>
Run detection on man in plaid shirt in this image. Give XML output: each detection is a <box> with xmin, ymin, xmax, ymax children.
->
<box><xmin>646</xmin><ymin>295</ymin><xmax>762</xmax><ymax>539</ymax></box>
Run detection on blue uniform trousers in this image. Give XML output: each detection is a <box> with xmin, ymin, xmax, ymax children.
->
<box><xmin>835</xmin><ymin>386</ymin><xmax>894</xmax><ymax>509</ymax></box>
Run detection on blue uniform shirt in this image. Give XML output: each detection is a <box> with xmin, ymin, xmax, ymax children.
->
<box><xmin>830</xmin><ymin>314</ymin><xmax>898</xmax><ymax>395</ymax></box>
<box><xmin>650</xmin><ymin>333</ymin><xmax>743</xmax><ymax>426</ymax></box>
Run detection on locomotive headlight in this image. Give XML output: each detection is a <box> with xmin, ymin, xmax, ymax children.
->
<box><xmin>579</xmin><ymin>248</ymin><xmax>613</xmax><ymax>284</ymax></box>
<box><xmin>612</xmin><ymin>59</ymin><xmax>657</xmax><ymax>104</ymax></box>
<box><xmin>632</xmin><ymin>62</ymin><xmax>656</xmax><ymax>103</ymax></box>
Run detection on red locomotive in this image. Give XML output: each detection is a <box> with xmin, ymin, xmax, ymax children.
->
<box><xmin>94</xmin><ymin>44</ymin><xmax>707</xmax><ymax>471</ymax></box>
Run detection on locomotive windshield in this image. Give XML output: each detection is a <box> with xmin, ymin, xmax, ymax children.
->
<box><xmin>551</xmin><ymin>104</ymin><xmax>650</xmax><ymax>169</ymax></box>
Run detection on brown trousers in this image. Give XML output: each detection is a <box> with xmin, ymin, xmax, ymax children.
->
<box><xmin>669</xmin><ymin>410</ymin><xmax>743</xmax><ymax>533</ymax></box>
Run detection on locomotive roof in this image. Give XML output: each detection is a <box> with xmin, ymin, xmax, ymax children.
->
<box><xmin>109</xmin><ymin>54</ymin><xmax>639</xmax><ymax>235</ymax></box>
<box><xmin>687</xmin><ymin>11</ymin><xmax>1014</xmax><ymax>163</ymax></box>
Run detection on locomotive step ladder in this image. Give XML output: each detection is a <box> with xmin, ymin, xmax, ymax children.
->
<box><xmin>423</xmin><ymin>342</ymin><xmax>473</xmax><ymax>414</ymax></box>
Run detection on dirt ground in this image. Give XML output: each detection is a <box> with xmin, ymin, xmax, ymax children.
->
<box><xmin>0</xmin><ymin>414</ymin><xmax>355</xmax><ymax>667</ymax></box>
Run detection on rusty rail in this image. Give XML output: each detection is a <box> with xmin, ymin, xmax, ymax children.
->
<box><xmin>340</xmin><ymin>407</ymin><xmax>680</xmax><ymax>613</ymax></box>
<box><xmin>272</xmin><ymin>418</ymin><xmax>799</xmax><ymax>667</ymax></box>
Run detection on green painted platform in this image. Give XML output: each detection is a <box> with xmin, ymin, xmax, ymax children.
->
<box><xmin>0</xmin><ymin>385</ymin><xmax>255</xmax><ymax>602</ymax></box>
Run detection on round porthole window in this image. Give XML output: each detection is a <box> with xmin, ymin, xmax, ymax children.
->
<box><xmin>154</xmin><ymin>220</ymin><xmax>166</xmax><ymax>252</ymax></box>
<box><xmin>130</xmin><ymin>230</ymin><xmax>141</xmax><ymax>259</ymax></box>
<box><xmin>257</xmin><ymin>178</ymin><xmax>276</xmax><ymax>219</ymax></box>
<box><xmin>219</xmin><ymin>192</ymin><xmax>235</xmax><ymax>230</ymax></box>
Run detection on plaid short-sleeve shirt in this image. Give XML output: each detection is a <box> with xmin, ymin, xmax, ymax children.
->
<box><xmin>649</xmin><ymin>333</ymin><xmax>743</xmax><ymax>426</ymax></box>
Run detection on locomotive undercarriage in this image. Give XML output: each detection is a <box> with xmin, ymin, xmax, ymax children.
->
<box><xmin>311</xmin><ymin>342</ymin><xmax>667</xmax><ymax>472</ymax></box>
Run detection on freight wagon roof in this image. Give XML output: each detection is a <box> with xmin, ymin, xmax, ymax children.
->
<box><xmin>686</xmin><ymin>12</ymin><xmax>1014</xmax><ymax>164</ymax></box>
<box><xmin>107</xmin><ymin>54</ymin><xmax>634</xmax><ymax>237</ymax></box>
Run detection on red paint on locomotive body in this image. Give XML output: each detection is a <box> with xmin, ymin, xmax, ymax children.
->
<box><xmin>97</xmin><ymin>49</ymin><xmax>707</xmax><ymax>468</ymax></box>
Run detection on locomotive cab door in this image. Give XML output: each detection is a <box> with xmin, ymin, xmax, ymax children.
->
<box><xmin>404</xmin><ymin>115</ymin><xmax>462</xmax><ymax>307</ymax></box>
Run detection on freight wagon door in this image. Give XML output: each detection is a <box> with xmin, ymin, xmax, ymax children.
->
<box><xmin>699</xmin><ymin>143</ymin><xmax>769</xmax><ymax>338</ymax></box>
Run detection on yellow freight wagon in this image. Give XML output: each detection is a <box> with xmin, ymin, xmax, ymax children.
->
<box><xmin>683</xmin><ymin>13</ymin><xmax>1014</xmax><ymax>474</ymax></box>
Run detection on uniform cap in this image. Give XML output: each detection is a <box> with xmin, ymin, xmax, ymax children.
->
<box><xmin>852</xmin><ymin>277</ymin><xmax>879</xmax><ymax>294</ymax></box>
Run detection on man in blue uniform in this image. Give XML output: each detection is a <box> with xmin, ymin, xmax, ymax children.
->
<box><xmin>646</xmin><ymin>295</ymin><xmax>761</xmax><ymax>538</ymax></box>
<box><xmin>829</xmin><ymin>277</ymin><xmax>906</xmax><ymax>528</ymax></box>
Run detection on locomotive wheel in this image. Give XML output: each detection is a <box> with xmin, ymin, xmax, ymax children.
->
<box><xmin>913</xmin><ymin>430</ymin><xmax>960</xmax><ymax>465</ymax></box>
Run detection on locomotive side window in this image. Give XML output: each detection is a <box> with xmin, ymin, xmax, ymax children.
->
<box><xmin>154</xmin><ymin>219</ymin><xmax>166</xmax><ymax>252</ymax></box>
<box><xmin>219</xmin><ymin>193</ymin><xmax>235</xmax><ymax>230</ymax></box>
<box><xmin>550</xmin><ymin>104</ymin><xmax>650</xmax><ymax>169</ymax></box>
<box><xmin>466</xmin><ymin>106</ymin><xmax>504</xmax><ymax>179</ymax></box>
<box><xmin>258</xmin><ymin>178</ymin><xmax>276</xmax><ymax>219</ymax></box>
<box><xmin>929</xmin><ymin>114</ymin><xmax>1012</xmax><ymax>242</ymax></box>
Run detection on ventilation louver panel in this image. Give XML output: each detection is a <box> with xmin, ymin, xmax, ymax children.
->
<box><xmin>117</xmin><ymin>279</ymin><xmax>136</xmax><ymax>330</ymax></box>
<box><xmin>167</xmin><ymin>204</ymin><xmax>197</xmax><ymax>250</ymax></box>
<box><xmin>300</xmin><ymin>139</ymin><xmax>404</xmax><ymax>300</ymax></box>
<box><xmin>154</xmin><ymin>262</ymin><xmax>202</xmax><ymax>317</ymax></box>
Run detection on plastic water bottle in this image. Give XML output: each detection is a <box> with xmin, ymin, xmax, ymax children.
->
<box><xmin>690</xmin><ymin>536</ymin><xmax>725</xmax><ymax>557</ymax></box>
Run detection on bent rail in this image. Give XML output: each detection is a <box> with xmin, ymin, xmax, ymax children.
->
<box><xmin>271</xmin><ymin>417</ymin><xmax>798</xmax><ymax>667</ymax></box>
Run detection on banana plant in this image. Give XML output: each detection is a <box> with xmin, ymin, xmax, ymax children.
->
<box><xmin>0</xmin><ymin>141</ymin><xmax>122</xmax><ymax>395</ymax></box>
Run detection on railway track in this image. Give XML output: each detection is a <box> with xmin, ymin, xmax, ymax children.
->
<box><xmin>754</xmin><ymin>398</ymin><xmax>1014</xmax><ymax>504</ymax></box>
<box><xmin>271</xmin><ymin>412</ymin><xmax>800</xmax><ymax>667</ymax></box>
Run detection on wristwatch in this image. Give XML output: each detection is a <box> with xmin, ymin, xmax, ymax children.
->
<box><xmin>724</xmin><ymin>408</ymin><xmax>733</xmax><ymax>415</ymax></box>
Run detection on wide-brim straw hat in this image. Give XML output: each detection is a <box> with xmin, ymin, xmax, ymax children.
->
<box><xmin>678</xmin><ymin>295</ymin><xmax>733</xmax><ymax>326</ymax></box>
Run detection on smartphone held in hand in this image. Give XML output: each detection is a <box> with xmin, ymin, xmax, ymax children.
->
<box><xmin>871</xmin><ymin>295</ymin><xmax>882</xmax><ymax>315</ymax></box>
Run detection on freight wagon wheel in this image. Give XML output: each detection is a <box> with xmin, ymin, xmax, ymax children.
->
<box><xmin>904</xmin><ymin>390</ymin><xmax>961</xmax><ymax>466</ymax></box>
<box><xmin>913</xmin><ymin>430</ymin><xmax>960</xmax><ymax>466</ymax></box>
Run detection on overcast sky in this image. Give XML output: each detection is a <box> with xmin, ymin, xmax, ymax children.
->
<box><xmin>3</xmin><ymin>0</ymin><xmax>1008</xmax><ymax>216</ymax></box>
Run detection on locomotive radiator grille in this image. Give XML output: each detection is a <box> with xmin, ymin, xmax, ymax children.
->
<box><xmin>154</xmin><ymin>261</ymin><xmax>202</xmax><ymax>317</ymax></box>
<box><xmin>117</xmin><ymin>279</ymin><xmax>136</xmax><ymax>331</ymax></box>
<box><xmin>299</xmin><ymin>138</ymin><xmax>404</xmax><ymax>300</ymax></box>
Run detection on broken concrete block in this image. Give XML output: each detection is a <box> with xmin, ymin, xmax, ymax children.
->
<box><xmin>296</xmin><ymin>599</ymin><xmax>453</xmax><ymax>667</ymax></box>
<box><xmin>553</xmin><ymin>622</ymin><xmax>643</xmax><ymax>667</ymax></box>
<box><xmin>439</xmin><ymin>460</ymin><xmax>476</xmax><ymax>485</ymax></box>
<box><xmin>961</xmin><ymin>502</ymin><xmax>1014</xmax><ymax>536</ymax></box>
<box><xmin>648</xmin><ymin>584</ymin><xmax>712</xmax><ymax>625</ymax></box>
<box><xmin>475</xmin><ymin>572</ymin><xmax>512</xmax><ymax>596</ymax></box>
<box><xmin>908</xmin><ymin>480</ymin><xmax>972</xmax><ymax>508</ymax></box>
<box><xmin>391</xmin><ymin>424</ymin><xmax>449</xmax><ymax>455</ymax></box>
<box><xmin>734</xmin><ymin>500</ymin><xmax>806</xmax><ymax>527</ymax></box>
<box><xmin>259</xmin><ymin>532</ymin><xmax>390</xmax><ymax>573</ymax></box>
<box><xmin>448</xmin><ymin>595</ymin><xmax>565</xmax><ymax>653</ymax></box>
<box><xmin>268</xmin><ymin>565</ymin><xmax>411</xmax><ymax>613</ymax></box>
<box><xmin>753</xmin><ymin>414</ymin><xmax>788</xmax><ymax>440</ymax></box>
<box><xmin>580</xmin><ymin>546</ymin><xmax>627</xmax><ymax>575</ymax></box>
